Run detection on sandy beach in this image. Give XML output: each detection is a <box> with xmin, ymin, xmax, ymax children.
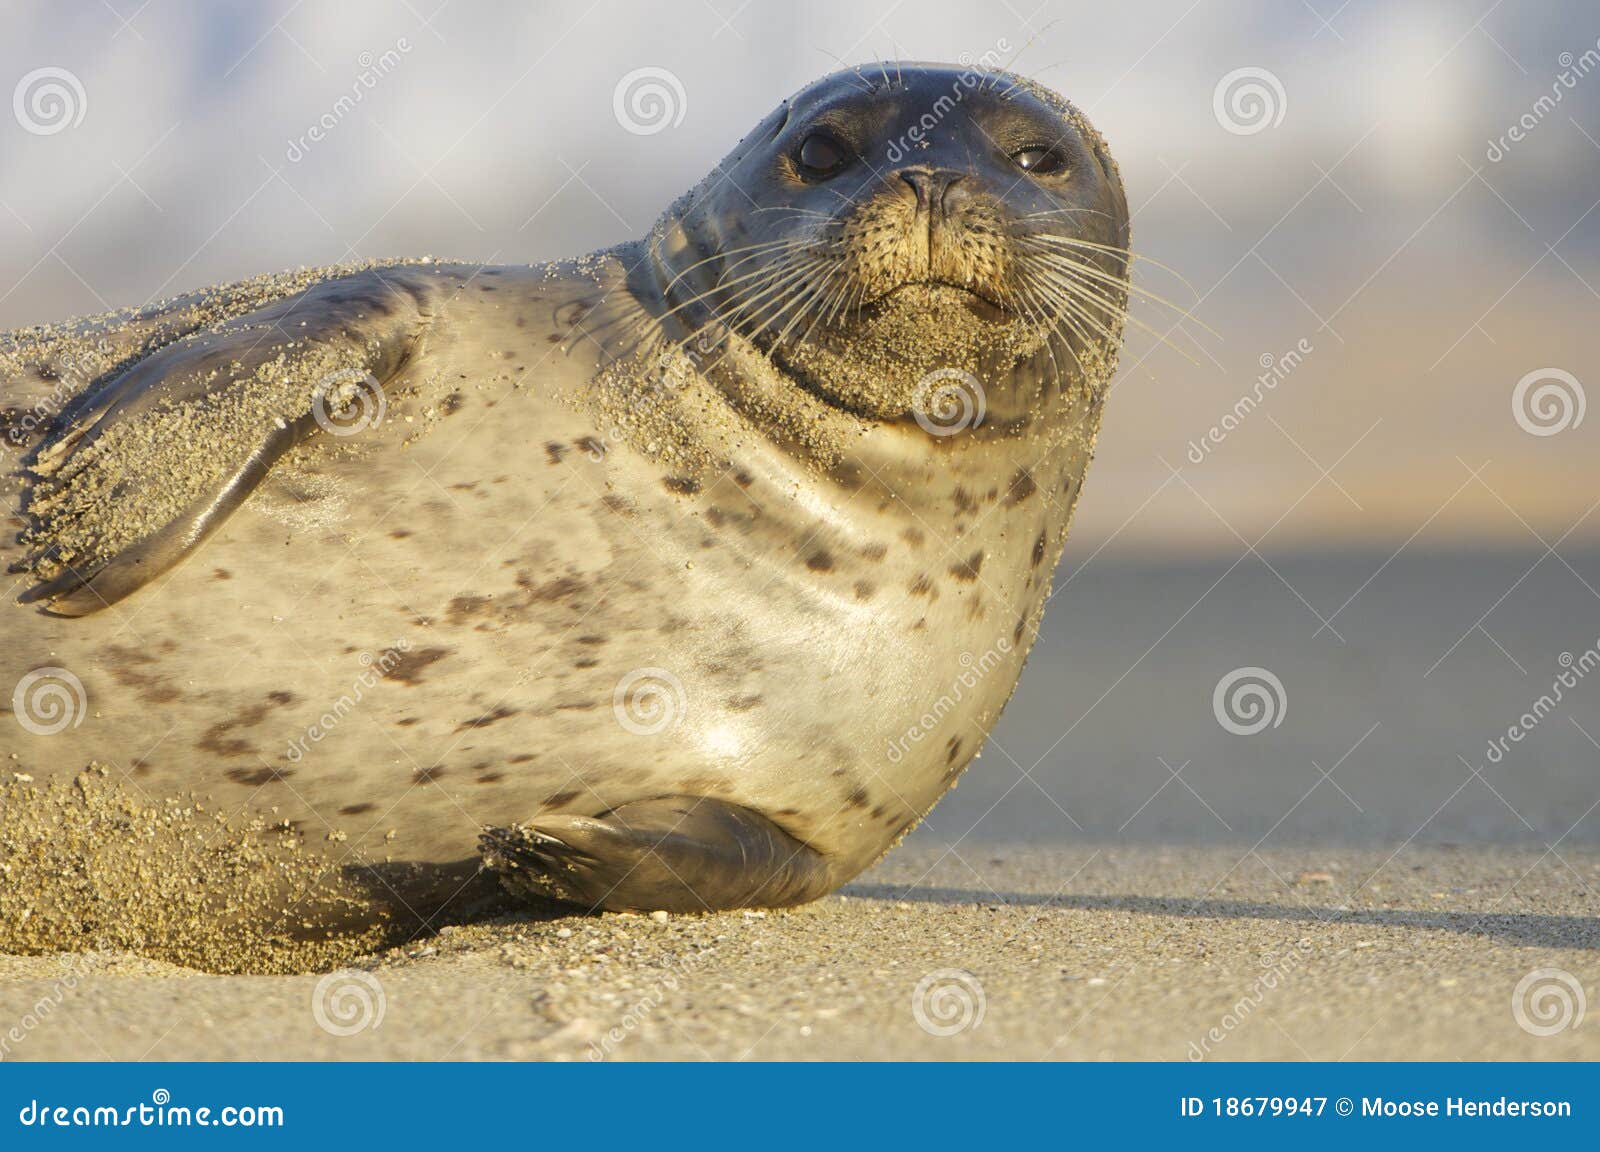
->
<box><xmin>1</xmin><ymin>843</ymin><xmax>1593</xmax><ymax>1061</ymax></box>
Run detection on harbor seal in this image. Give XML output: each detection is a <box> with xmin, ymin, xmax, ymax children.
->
<box><xmin>0</xmin><ymin>63</ymin><xmax>1130</xmax><ymax>952</ymax></box>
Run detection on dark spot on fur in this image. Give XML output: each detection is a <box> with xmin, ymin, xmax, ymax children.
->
<box><xmin>441</xmin><ymin>391</ymin><xmax>465</xmax><ymax>415</ymax></box>
<box><xmin>523</xmin><ymin>574</ymin><xmax>584</xmax><ymax>603</ymax></box>
<box><xmin>845</xmin><ymin>786</ymin><xmax>870</xmax><ymax>809</ymax></box>
<box><xmin>860</xmin><ymin>541</ymin><xmax>888</xmax><ymax>561</ymax></box>
<box><xmin>478</xmin><ymin>772</ymin><xmax>505</xmax><ymax>783</ymax></box>
<box><xmin>509</xmin><ymin>754</ymin><xmax>538</xmax><ymax>764</ymax></box>
<box><xmin>545</xmin><ymin>441</ymin><xmax>569</xmax><ymax>465</ymax></box>
<box><xmin>390</xmin><ymin>529</ymin><xmax>413</xmax><ymax>540</ymax></box>
<box><xmin>952</xmin><ymin>486</ymin><xmax>979</xmax><ymax>515</ymax></box>
<box><xmin>902</xmin><ymin>526</ymin><xmax>925</xmax><ymax>548</ymax></box>
<box><xmin>854</xmin><ymin>581</ymin><xmax>875</xmax><ymax>601</ymax></box>
<box><xmin>413</xmin><ymin>765</ymin><xmax>446</xmax><ymax>784</ymax></box>
<box><xmin>574</xmin><ymin>656</ymin><xmax>599</xmax><ymax>669</ymax></box>
<box><xmin>949</xmin><ymin>551</ymin><xmax>984</xmax><ymax>582</ymax></box>
<box><xmin>805</xmin><ymin>549</ymin><xmax>835</xmax><ymax>572</ymax></box>
<box><xmin>1014</xmin><ymin>616</ymin><xmax>1027</xmax><ymax>645</ymax></box>
<box><xmin>212</xmin><ymin>568</ymin><xmax>232</xmax><ymax>581</ymax></box>
<box><xmin>909</xmin><ymin>574</ymin><xmax>937</xmax><ymax>599</ymax></box>
<box><xmin>727</xmin><ymin>694</ymin><xmax>763</xmax><ymax>712</ymax></box>
<box><xmin>555</xmin><ymin>700</ymin><xmax>598</xmax><ymax>712</ymax></box>
<box><xmin>946</xmin><ymin>735</ymin><xmax>963</xmax><ymax>765</ymax></box>
<box><xmin>602</xmin><ymin>493</ymin><xmax>635</xmax><ymax>516</ymax></box>
<box><xmin>546</xmin><ymin>332</ymin><xmax>562</xmax><ymax>344</ymax></box>
<box><xmin>455</xmin><ymin>705</ymin><xmax>520</xmax><ymax>732</ymax></box>
<box><xmin>226</xmin><ymin>766</ymin><xmax>295</xmax><ymax>786</ymax></box>
<box><xmin>732</xmin><ymin>469</ymin><xmax>754</xmax><ymax>488</ymax></box>
<box><xmin>339</xmin><ymin>803</ymin><xmax>376</xmax><ymax>816</ymax></box>
<box><xmin>663</xmin><ymin>475</ymin><xmax>701</xmax><ymax>496</ymax></box>
<box><xmin>1004</xmin><ymin>467</ymin><xmax>1038</xmax><ymax>507</ymax></box>
<box><xmin>101</xmin><ymin>645</ymin><xmax>181</xmax><ymax>705</ymax></box>
<box><xmin>397</xmin><ymin>717</ymin><xmax>420</xmax><ymax>727</ymax></box>
<box><xmin>576</xmin><ymin>435</ymin><xmax>606</xmax><ymax>458</ymax></box>
<box><xmin>1032</xmin><ymin>530</ymin><xmax>1047</xmax><ymax>568</ymax></box>
<box><xmin>383</xmin><ymin>646</ymin><xmax>452</xmax><ymax>686</ymax></box>
<box><xmin>447</xmin><ymin>593</ymin><xmax>492</xmax><ymax>624</ymax></box>
<box><xmin>542</xmin><ymin>790</ymin><xmax>581</xmax><ymax>809</ymax></box>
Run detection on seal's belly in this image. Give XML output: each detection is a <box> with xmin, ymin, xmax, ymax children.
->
<box><xmin>1</xmin><ymin>377</ymin><xmax>1041</xmax><ymax>877</ymax></box>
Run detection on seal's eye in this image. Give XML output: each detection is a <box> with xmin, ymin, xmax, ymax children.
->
<box><xmin>796</xmin><ymin>133</ymin><xmax>850</xmax><ymax>178</ymax></box>
<box><xmin>1011</xmin><ymin>146</ymin><xmax>1066</xmax><ymax>176</ymax></box>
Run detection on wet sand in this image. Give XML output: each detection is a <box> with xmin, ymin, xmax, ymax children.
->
<box><xmin>1</xmin><ymin>843</ymin><xmax>1594</xmax><ymax>1061</ymax></box>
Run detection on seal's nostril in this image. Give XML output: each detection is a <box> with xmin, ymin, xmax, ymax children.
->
<box><xmin>898</xmin><ymin>169</ymin><xmax>963</xmax><ymax>214</ymax></box>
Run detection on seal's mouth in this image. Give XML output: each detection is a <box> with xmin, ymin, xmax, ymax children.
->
<box><xmin>870</xmin><ymin>280</ymin><xmax>1010</xmax><ymax>322</ymax></box>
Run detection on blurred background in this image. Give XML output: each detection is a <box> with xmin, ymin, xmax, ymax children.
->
<box><xmin>3</xmin><ymin>0</ymin><xmax>1598</xmax><ymax>851</ymax></box>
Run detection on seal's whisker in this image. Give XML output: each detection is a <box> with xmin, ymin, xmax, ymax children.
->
<box><xmin>1010</xmin><ymin>279</ymin><xmax>1086</xmax><ymax>383</ymax></box>
<box><xmin>1030</xmin><ymin>264</ymin><xmax>1202</xmax><ymax>366</ymax></box>
<box><xmin>1019</xmin><ymin>242</ymin><xmax>1218</xmax><ymax>340</ymax></box>
<box><xmin>746</xmin><ymin>258</ymin><xmax>841</xmax><ymax>350</ymax></box>
<box><xmin>711</xmin><ymin>255</ymin><xmax>828</xmax><ymax>342</ymax></box>
<box><xmin>1018</xmin><ymin>232</ymin><xmax>1200</xmax><ymax>298</ymax></box>
<box><xmin>661</xmin><ymin>238</ymin><xmax>806</xmax><ymax>298</ymax></box>
<box><xmin>1022</xmin><ymin>267</ymin><xmax>1123</xmax><ymax>351</ymax></box>
<box><xmin>656</xmin><ymin>243</ymin><xmax>815</xmax><ymax>325</ymax></box>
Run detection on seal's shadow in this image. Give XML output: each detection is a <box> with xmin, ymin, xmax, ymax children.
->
<box><xmin>840</xmin><ymin>885</ymin><xmax>1600</xmax><ymax>951</ymax></box>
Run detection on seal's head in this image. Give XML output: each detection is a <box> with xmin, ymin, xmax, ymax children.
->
<box><xmin>653</xmin><ymin>63</ymin><xmax>1131</xmax><ymax>424</ymax></box>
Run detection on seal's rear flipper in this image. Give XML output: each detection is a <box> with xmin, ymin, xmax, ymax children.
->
<box><xmin>480</xmin><ymin>797</ymin><xmax>834</xmax><ymax>914</ymax></box>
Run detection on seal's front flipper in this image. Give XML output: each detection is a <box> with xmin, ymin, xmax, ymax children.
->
<box><xmin>15</xmin><ymin>271</ymin><xmax>428</xmax><ymax>616</ymax></box>
<box><xmin>480</xmin><ymin>797</ymin><xmax>834</xmax><ymax>914</ymax></box>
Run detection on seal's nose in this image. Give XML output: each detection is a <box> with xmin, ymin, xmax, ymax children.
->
<box><xmin>898</xmin><ymin>168</ymin><xmax>964</xmax><ymax>216</ymax></box>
